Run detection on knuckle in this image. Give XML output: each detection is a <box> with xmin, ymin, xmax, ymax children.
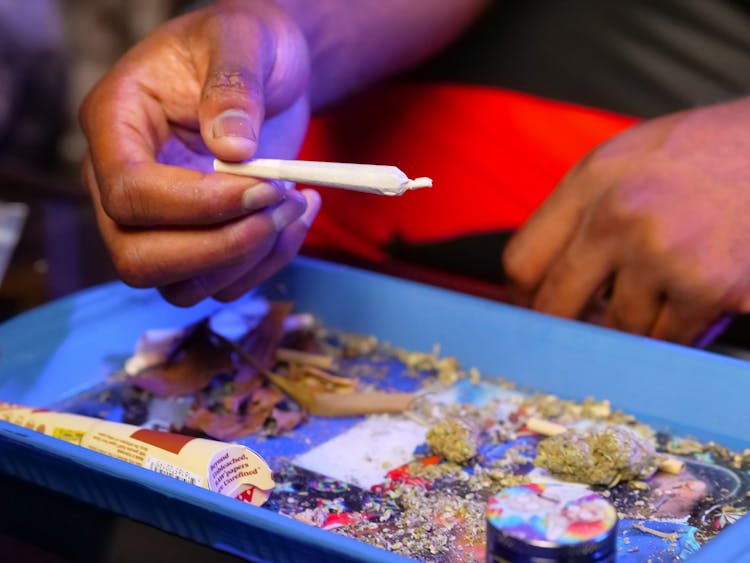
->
<box><xmin>203</xmin><ymin>67</ymin><xmax>263</xmax><ymax>101</ymax></box>
<box><xmin>78</xmin><ymin>86</ymin><xmax>100</xmax><ymax>132</ymax></box>
<box><xmin>592</xmin><ymin>190</ymin><xmax>642</xmax><ymax>233</ymax></box>
<box><xmin>80</xmin><ymin>159</ymin><xmax>95</xmax><ymax>194</ymax></box>
<box><xmin>78</xmin><ymin>93</ymin><xmax>92</xmax><ymax>131</ymax></box>
<box><xmin>604</xmin><ymin>304</ymin><xmax>627</xmax><ymax>331</ymax></box>
<box><xmin>195</xmin><ymin>180</ymin><xmax>232</xmax><ymax>220</ymax></box>
<box><xmin>111</xmin><ymin>247</ymin><xmax>152</xmax><ymax>289</ymax></box>
<box><xmin>667</xmin><ymin>264</ymin><xmax>727</xmax><ymax>311</ymax></box>
<box><xmin>159</xmin><ymin>286</ymin><xmax>202</xmax><ymax>308</ymax></box>
<box><xmin>215</xmin><ymin>285</ymin><xmax>247</xmax><ymax>303</ymax></box>
<box><xmin>629</xmin><ymin>218</ymin><xmax>680</xmax><ymax>262</ymax></box>
<box><xmin>735</xmin><ymin>285</ymin><xmax>750</xmax><ymax>313</ymax></box>
<box><xmin>219</xmin><ymin>228</ymin><xmax>251</xmax><ymax>263</ymax></box>
<box><xmin>565</xmin><ymin>150</ymin><xmax>601</xmax><ymax>188</ymax></box>
<box><xmin>589</xmin><ymin>172</ymin><xmax>664</xmax><ymax>234</ymax></box>
<box><xmin>559</xmin><ymin>148</ymin><xmax>613</xmax><ymax>199</ymax></box>
<box><xmin>99</xmin><ymin>173</ymin><xmax>145</xmax><ymax>225</ymax></box>
<box><xmin>693</xmin><ymin>270</ymin><xmax>734</xmax><ymax>305</ymax></box>
<box><xmin>638</xmin><ymin>224</ymin><xmax>670</xmax><ymax>258</ymax></box>
<box><xmin>177</xmin><ymin>281</ymin><xmax>210</xmax><ymax>308</ymax></box>
<box><xmin>607</xmin><ymin>303</ymin><xmax>641</xmax><ymax>333</ymax></box>
<box><xmin>97</xmin><ymin>178</ymin><xmax>118</xmax><ymax>216</ymax></box>
<box><xmin>502</xmin><ymin>244</ymin><xmax>535</xmax><ymax>290</ymax></box>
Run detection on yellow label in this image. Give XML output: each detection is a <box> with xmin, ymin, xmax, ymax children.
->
<box><xmin>53</xmin><ymin>427</ymin><xmax>85</xmax><ymax>445</ymax></box>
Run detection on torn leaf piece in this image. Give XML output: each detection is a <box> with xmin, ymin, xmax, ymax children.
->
<box><xmin>127</xmin><ymin>319</ymin><xmax>236</xmax><ymax>397</ymax></box>
<box><xmin>187</xmin><ymin>385</ymin><xmax>288</xmax><ymax>441</ymax></box>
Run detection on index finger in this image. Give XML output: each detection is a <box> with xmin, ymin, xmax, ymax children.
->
<box><xmin>503</xmin><ymin>168</ymin><xmax>590</xmax><ymax>301</ymax></box>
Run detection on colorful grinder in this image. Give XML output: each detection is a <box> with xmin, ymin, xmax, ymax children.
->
<box><xmin>486</xmin><ymin>483</ymin><xmax>618</xmax><ymax>562</ymax></box>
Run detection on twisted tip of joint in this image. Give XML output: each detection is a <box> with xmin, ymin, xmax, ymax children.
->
<box><xmin>403</xmin><ymin>177</ymin><xmax>433</xmax><ymax>190</ymax></box>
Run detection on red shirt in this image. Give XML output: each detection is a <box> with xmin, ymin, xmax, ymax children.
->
<box><xmin>299</xmin><ymin>83</ymin><xmax>635</xmax><ymax>271</ymax></box>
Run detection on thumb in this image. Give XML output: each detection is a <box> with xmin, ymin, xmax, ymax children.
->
<box><xmin>198</xmin><ymin>12</ymin><xmax>271</xmax><ymax>162</ymax></box>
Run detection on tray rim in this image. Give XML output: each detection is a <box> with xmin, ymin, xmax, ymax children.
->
<box><xmin>0</xmin><ymin>256</ymin><xmax>748</xmax><ymax>562</ymax></box>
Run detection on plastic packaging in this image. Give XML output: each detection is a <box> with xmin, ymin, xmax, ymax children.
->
<box><xmin>0</xmin><ymin>402</ymin><xmax>274</xmax><ymax>506</ymax></box>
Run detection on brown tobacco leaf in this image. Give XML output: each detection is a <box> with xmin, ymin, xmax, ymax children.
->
<box><xmin>269</xmin><ymin>408</ymin><xmax>306</xmax><ymax>434</ymax></box>
<box><xmin>187</xmin><ymin>384</ymin><xmax>288</xmax><ymax>440</ymax></box>
<box><xmin>185</xmin><ymin>303</ymin><xmax>304</xmax><ymax>440</ymax></box>
<box><xmin>282</xmin><ymin>363</ymin><xmax>357</xmax><ymax>395</ymax></box>
<box><xmin>219</xmin><ymin>376</ymin><xmax>264</xmax><ymax>414</ymax></box>
<box><xmin>128</xmin><ymin>300</ymin><xmax>308</xmax><ymax>440</ymax></box>
<box><xmin>186</xmin><ymin>407</ymin><xmax>269</xmax><ymax>442</ymax></box>
<box><xmin>128</xmin><ymin>320</ymin><xmax>235</xmax><ymax>397</ymax></box>
<box><xmin>234</xmin><ymin>301</ymin><xmax>293</xmax><ymax>378</ymax></box>
<box><xmin>129</xmin><ymin>301</ymin><xmax>291</xmax><ymax>397</ymax></box>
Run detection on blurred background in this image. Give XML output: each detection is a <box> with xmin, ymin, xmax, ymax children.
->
<box><xmin>0</xmin><ymin>0</ymin><xmax>186</xmax><ymax>321</ymax></box>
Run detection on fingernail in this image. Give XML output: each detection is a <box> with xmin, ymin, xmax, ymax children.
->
<box><xmin>269</xmin><ymin>192</ymin><xmax>305</xmax><ymax>231</ymax></box>
<box><xmin>212</xmin><ymin>110</ymin><xmax>256</xmax><ymax>140</ymax></box>
<box><xmin>299</xmin><ymin>189</ymin><xmax>321</xmax><ymax>228</ymax></box>
<box><xmin>242</xmin><ymin>181</ymin><xmax>284</xmax><ymax>211</ymax></box>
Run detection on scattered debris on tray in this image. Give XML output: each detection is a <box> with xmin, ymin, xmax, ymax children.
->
<box><xmin>61</xmin><ymin>297</ymin><xmax>750</xmax><ymax>562</ymax></box>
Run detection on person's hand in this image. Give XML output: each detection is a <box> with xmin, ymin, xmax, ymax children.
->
<box><xmin>503</xmin><ymin>98</ymin><xmax>750</xmax><ymax>345</ymax></box>
<box><xmin>80</xmin><ymin>0</ymin><xmax>320</xmax><ymax>306</ymax></box>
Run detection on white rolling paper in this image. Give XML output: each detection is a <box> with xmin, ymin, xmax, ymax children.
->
<box><xmin>214</xmin><ymin>158</ymin><xmax>432</xmax><ymax>196</ymax></box>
